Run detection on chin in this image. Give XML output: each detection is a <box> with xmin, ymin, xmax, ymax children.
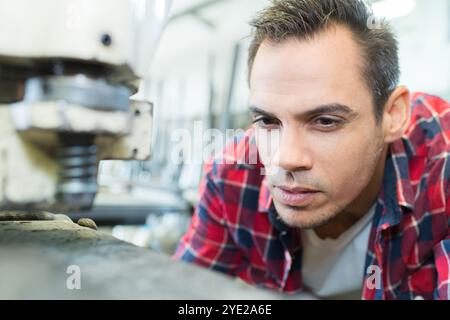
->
<box><xmin>274</xmin><ymin>201</ymin><xmax>338</xmax><ymax>229</ymax></box>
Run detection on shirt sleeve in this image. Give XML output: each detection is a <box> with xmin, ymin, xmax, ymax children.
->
<box><xmin>173</xmin><ymin>160</ymin><xmax>244</xmax><ymax>276</ymax></box>
<box><xmin>433</xmin><ymin>170</ymin><xmax>450</xmax><ymax>300</ymax></box>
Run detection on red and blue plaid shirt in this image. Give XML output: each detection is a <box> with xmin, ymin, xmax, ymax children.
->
<box><xmin>174</xmin><ymin>92</ymin><xmax>450</xmax><ymax>300</ymax></box>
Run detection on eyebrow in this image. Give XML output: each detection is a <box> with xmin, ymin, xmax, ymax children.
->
<box><xmin>249</xmin><ymin>103</ymin><xmax>359</xmax><ymax>120</ymax></box>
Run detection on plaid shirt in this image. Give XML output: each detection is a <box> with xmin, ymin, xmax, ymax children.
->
<box><xmin>174</xmin><ymin>92</ymin><xmax>450</xmax><ymax>300</ymax></box>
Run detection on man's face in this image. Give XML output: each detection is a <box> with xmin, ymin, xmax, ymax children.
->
<box><xmin>249</xmin><ymin>25</ymin><xmax>386</xmax><ymax>229</ymax></box>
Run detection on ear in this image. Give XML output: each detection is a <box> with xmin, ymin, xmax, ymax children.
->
<box><xmin>382</xmin><ymin>86</ymin><xmax>410</xmax><ymax>143</ymax></box>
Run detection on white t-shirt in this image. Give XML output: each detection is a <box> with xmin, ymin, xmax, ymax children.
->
<box><xmin>300</xmin><ymin>204</ymin><xmax>376</xmax><ymax>299</ymax></box>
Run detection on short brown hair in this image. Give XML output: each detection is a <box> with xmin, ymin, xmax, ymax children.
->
<box><xmin>248</xmin><ymin>0</ymin><xmax>400</xmax><ymax>122</ymax></box>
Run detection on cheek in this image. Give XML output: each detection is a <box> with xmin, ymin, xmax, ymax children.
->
<box><xmin>316</xmin><ymin>130</ymin><xmax>382</xmax><ymax>195</ymax></box>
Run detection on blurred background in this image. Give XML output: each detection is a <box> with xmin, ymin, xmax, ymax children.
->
<box><xmin>69</xmin><ymin>0</ymin><xmax>450</xmax><ymax>254</ymax></box>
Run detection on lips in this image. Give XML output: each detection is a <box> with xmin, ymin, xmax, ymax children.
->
<box><xmin>272</xmin><ymin>185</ymin><xmax>320</xmax><ymax>207</ymax></box>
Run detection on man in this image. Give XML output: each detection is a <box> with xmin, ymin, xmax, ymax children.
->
<box><xmin>174</xmin><ymin>0</ymin><xmax>450</xmax><ymax>300</ymax></box>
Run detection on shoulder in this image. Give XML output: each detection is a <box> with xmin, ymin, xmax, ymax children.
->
<box><xmin>197</xmin><ymin>128</ymin><xmax>266</xmax><ymax>224</ymax></box>
<box><xmin>404</xmin><ymin>92</ymin><xmax>450</xmax><ymax>211</ymax></box>
<box><xmin>404</xmin><ymin>92</ymin><xmax>450</xmax><ymax>178</ymax></box>
<box><xmin>405</xmin><ymin>92</ymin><xmax>450</xmax><ymax>156</ymax></box>
<box><xmin>203</xmin><ymin>128</ymin><xmax>264</xmax><ymax>188</ymax></box>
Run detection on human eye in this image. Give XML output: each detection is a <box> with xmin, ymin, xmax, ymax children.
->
<box><xmin>311</xmin><ymin>116</ymin><xmax>344</xmax><ymax>130</ymax></box>
<box><xmin>252</xmin><ymin>116</ymin><xmax>280</xmax><ymax>130</ymax></box>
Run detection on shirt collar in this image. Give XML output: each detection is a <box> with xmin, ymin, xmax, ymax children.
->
<box><xmin>388</xmin><ymin>137</ymin><xmax>415</xmax><ymax>211</ymax></box>
<box><xmin>377</xmin><ymin>138</ymin><xmax>415</xmax><ymax>231</ymax></box>
<box><xmin>258</xmin><ymin>175</ymin><xmax>272</xmax><ymax>213</ymax></box>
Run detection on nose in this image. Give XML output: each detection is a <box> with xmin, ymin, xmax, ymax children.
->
<box><xmin>275</xmin><ymin>127</ymin><xmax>313</xmax><ymax>172</ymax></box>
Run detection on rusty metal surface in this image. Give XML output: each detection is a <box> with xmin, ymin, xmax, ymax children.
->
<box><xmin>0</xmin><ymin>220</ymin><xmax>290</xmax><ymax>299</ymax></box>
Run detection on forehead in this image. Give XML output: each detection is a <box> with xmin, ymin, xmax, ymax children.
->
<box><xmin>249</xmin><ymin>24</ymin><xmax>371</xmax><ymax>111</ymax></box>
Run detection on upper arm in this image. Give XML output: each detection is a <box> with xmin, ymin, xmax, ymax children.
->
<box><xmin>173</xmin><ymin>161</ymin><xmax>243</xmax><ymax>276</ymax></box>
<box><xmin>433</xmin><ymin>158</ymin><xmax>450</xmax><ymax>300</ymax></box>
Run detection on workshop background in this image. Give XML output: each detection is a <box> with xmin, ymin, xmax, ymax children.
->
<box><xmin>70</xmin><ymin>0</ymin><xmax>450</xmax><ymax>255</ymax></box>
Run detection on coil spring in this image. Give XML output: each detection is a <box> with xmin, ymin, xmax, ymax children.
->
<box><xmin>57</xmin><ymin>134</ymin><xmax>98</xmax><ymax>210</ymax></box>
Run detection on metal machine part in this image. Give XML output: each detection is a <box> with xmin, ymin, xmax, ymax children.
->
<box><xmin>0</xmin><ymin>219</ymin><xmax>290</xmax><ymax>299</ymax></box>
<box><xmin>0</xmin><ymin>0</ymin><xmax>171</xmax><ymax>212</ymax></box>
<box><xmin>0</xmin><ymin>0</ymin><xmax>168</xmax><ymax>80</ymax></box>
<box><xmin>57</xmin><ymin>133</ymin><xmax>98</xmax><ymax>210</ymax></box>
<box><xmin>23</xmin><ymin>75</ymin><xmax>131</xmax><ymax>112</ymax></box>
<box><xmin>0</xmin><ymin>94</ymin><xmax>153</xmax><ymax>211</ymax></box>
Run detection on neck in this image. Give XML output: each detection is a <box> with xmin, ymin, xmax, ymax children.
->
<box><xmin>313</xmin><ymin>146</ymin><xmax>389</xmax><ymax>239</ymax></box>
